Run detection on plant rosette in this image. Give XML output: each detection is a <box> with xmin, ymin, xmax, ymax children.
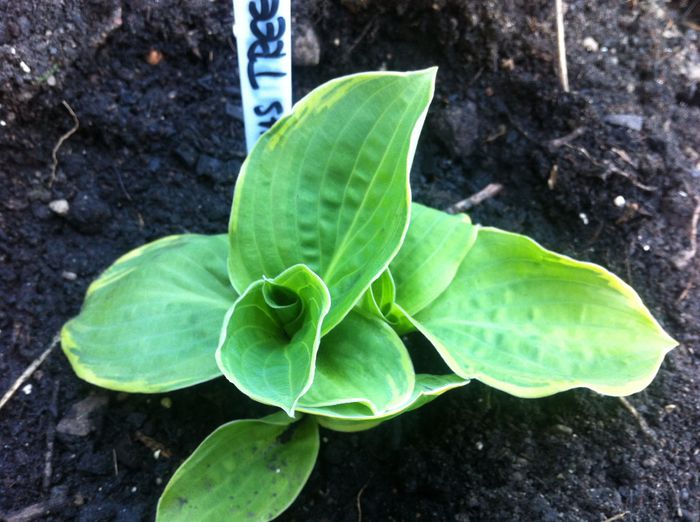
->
<box><xmin>61</xmin><ymin>68</ymin><xmax>677</xmax><ymax>521</ymax></box>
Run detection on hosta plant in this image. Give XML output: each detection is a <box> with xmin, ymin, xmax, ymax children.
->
<box><xmin>61</xmin><ymin>68</ymin><xmax>676</xmax><ymax>521</ymax></box>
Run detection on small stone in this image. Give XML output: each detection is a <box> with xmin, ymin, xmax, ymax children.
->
<box><xmin>160</xmin><ymin>397</ymin><xmax>172</xmax><ymax>409</ymax></box>
<box><xmin>146</xmin><ymin>49</ymin><xmax>163</xmax><ymax>65</ymax></box>
<box><xmin>553</xmin><ymin>423</ymin><xmax>573</xmax><ymax>435</ymax></box>
<box><xmin>49</xmin><ymin>199</ymin><xmax>70</xmax><ymax>215</ymax></box>
<box><xmin>47</xmin><ymin>74</ymin><xmax>57</xmax><ymax>87</ymax></box>
<box><xmin>293</xmin><ymin>22</ymin><xmax>321</xmax><ymax>66</ymax></box>
<box><xmin>62</xmin><ymin>271</ymin><xmax>78</xmax><ymax>281</ymax></box>
<box><xmin>604</xmin><ymin>114</ymin><xmax>644</xmax><ymax>131</ymax></box>
<box><xmin>57</xmin><ymin>394</ymin><xmax>109</xmax><ymax>437</ymax></box>
<box><xmin>19</xmin><ymin>60</ymin><xmax>31</xmax><ymax>74</ymax></box>
<box><xmin>22</xmin><ymin>384</ymin><xmax>32</xmax><ymax>395</ymax></box>
<box><xmin>642</xmin><ymin>457</ymin><xmax>657</xmax><ymax>468</ymax></box>
<box><xmin>475</xmin><ymin>441</ymin><xmax>484</xmax><ymax>450</ymax></box>
<box><xmin>614</xmin><ymin>195</ymin><xmax>626</xmax><ymax>207</ymax></box>
<box><xmin>500</xmin><ymin>58</ymin><xmax>515</xmax><ymax>71</ymax></box>
<box><xmin>582</xmin><ymin>37</ymin><xmax>599</xmax><ymax>52</ymax></box>
<box><xmin>579</xmin><ymin>212</ymin><xmax>589</xmax><ymax>225</ymax></box>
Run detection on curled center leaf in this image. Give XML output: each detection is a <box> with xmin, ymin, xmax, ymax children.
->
<box><xmin>262</xmin><ymin>282</ymin><xmax>304</xmax><ymax>337</ymax></box>
<box><xmin>216</xmin><ymin>264</ymin><xmax>331</xmax><ymax>416</ymax></box>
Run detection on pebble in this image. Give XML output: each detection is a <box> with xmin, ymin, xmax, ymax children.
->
<box><xmin>614</xmin><ymin>195</ymin><xmax>626</xmax><ymax>207</ymax></box>
<box><xmin>160</xmin><ymin>397</ymin><xmax>172</xmax><ymax>409</ymax></box>
<box><xmin>604</xmin><ymin>114</ymin><xmax>644</xmax><ymax>132</ymax></box>
<box><xmin>57</xmin><ymin>394</ymin><xmax>109</xmax><ymax>437</ymax></box>
<box><xmin>146</xmin><ymin>49</ymin><xmax>163</xmax><ymax>65</ymax></box>
<box><xmin>22</xmin><ymin>383</ymin><xmax>33</xmax><ymax>395</ymax></box>
<box><xmin>47</xmin><ymin>74</ymin><xmax>57</xmax><ymax>87</ymax></box>
<box><xmin>582</xmin><ymin>36</ymin><xmax>599</xmax><ymax>52</ymax></box>
<box><xmin>62</xmin><ymin>271</ymin><xmax>78</xmax><ymax>281</ymax></box>
<box><xmin>19</xmin><ymin>60</ymin><xmax>31</xmax><ymax>74</ymax></box>
<box><xmin>48</xmin><ymin>199</ymin><xmax>70</xmax><ymax>215</ymax></box>
<box><xmin>293</xmin><ymin>22</ymin><xmax>321</xmax><ymax>66</ymax></box>
<box><xmin>553</xmin><ymin>423</ymin><xmax>573</xmax><ymax>435</ymax></box>
<box><xmin>642</xmin><ymin>457</ymin><xmax>657</xmax><ymax>468</ymax></box>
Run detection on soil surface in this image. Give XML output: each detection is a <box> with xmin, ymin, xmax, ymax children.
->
<box><xmin>2</xmin><ymin>1</ymin><xmax>699</xmax><ymax>521</ymax></box>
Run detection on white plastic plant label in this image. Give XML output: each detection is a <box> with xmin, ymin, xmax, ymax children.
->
<box><xmin>233</xmin><ymin>0</ymin><xmax>293</xmax><ymax>153</ymax></box>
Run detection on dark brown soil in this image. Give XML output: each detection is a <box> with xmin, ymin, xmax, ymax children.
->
<box><xmin>2</xmin><ymin>1</ymin><xmax>699</xmax><ymax>521</ymax></box>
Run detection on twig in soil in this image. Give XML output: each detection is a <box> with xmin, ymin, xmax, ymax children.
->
<box><xmin>112</xmin><ymin>448</ymin><xmax>119</xmax><ymax>477</ymax></box>
<box><xmin>554</xmin><ymin>0</ymin><xmax>570</xmax><ymax>92</ymax></box>
<box><xmin>344</xmin><ymin>16</ymin><xmax>377</xmax><ymax>61</ymax></box>
<box><xmin>565</xmin><ymin>145</ymin><xmax>658</xmax><ymax>192</ymax></box>
<box><xmin>607</xmin><ymin>168</ymin><xmax>658</xmax><ymax>192</ymax></box>
<box><xmin>675</xmin><ymin>280</ymin><xmax>694</xmax><ymax>304</ymax></box>
<box><xmin>618</xmin><ymin>397</ymin><xmax>658</xmax><ymax>444</ymax></box>
<box><xmin>49</xmin><ymin>101</ymin><xmax>80</xmax><ymax>187</ymax></box>
<box><xmin>547</xmin><ymin>164</ymin><xmax>558</xmax><ymax>190</ymax></box>
<box><xmin>355</xmin><ymin>481</ymin><xmax>370</xmax><ymax>522</ymax></box>
<box><xmin>602</xmin><ymin>512</ymin><xmax>629</xmax><ymax>522</ymax></box>
<box><xmin>547</xmin><ymin>126</ymin><xmax>587</xmax><ymax>149</ymax></box>
<box><xmin>446</xmin><ymin>183</ymin><xmax>503</xmax><ymax>214</ymax></box>
<box><xmin>42</xmin><ymin>381</ymin><xmax>60</xmax><ymax>492</ymax></box>
<box><xmin>0</xmin><ymin>333</ymin><xmax>60</xmax><ymax>413</ymax></box>
<box><xmin>135</xmin><ymin>431</ymin><xmax>173</xmax><ymax>458</ymax></box>
<box><xmin>2</xmin><ymin>486</ymin><xmax>68</xmax><ymax>522</ymax></box>
<box><xmin>666</xmin><ymin>476</ymin><xmax>684</xmax><ymax>518</ymax></box>
<box><xmin>466</xmin><ymin>67</ymin><xmax>484</xmax><ymax>90</ymax></box>
<box><xmin>507</xmin><ymin>115</ymin><xmax>538</xmax><ymax>145</ymax></box>
<box><xmin>116</xmin><ymin>169</ymin><xmax>133</xmax><ymax>201</ymax></box>
<box><xmin>671</xmin><ymin>196</ymin><xmax>700</xmax><ymax>270</ymax></box>
<box><xmin>485</xmin><ymin>124</ymin><xmax>507</xmax><ymax>143</ymax></box>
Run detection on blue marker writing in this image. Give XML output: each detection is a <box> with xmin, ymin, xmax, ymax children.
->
<box><xmin>233</xmin><ymin>0</ymin><xmax>292</xmax><ymax>152</ymax></box>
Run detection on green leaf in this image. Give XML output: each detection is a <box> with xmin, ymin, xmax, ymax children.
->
<box><xmin>413</xmin><ymin>227</ymin><xmax>678</xmax><ymax>398</ymax></box>
<box><xmin>297</xmin><ymin>310</ymin><xmax>415</xmax><ymax>417</ymax></box>
<box><xmin>216</xmin><ymin>264</ymin><xmax>331</xmax><ymax>415</ymax></box>
<box><xmin>357</xmin><ymin>269</ymin><xmax>396</xmax><ymax>318</ymax></box>
<box><xmin>228</xmin><ymin>69</ymin><xmax>437</xmax><ymax>333</ymax></box>
<box><xmin>356</xmin><ymin>270</ymin><xmax>416</xmax><ymax>335</ymax></box>
<box><xmin>157</xmin><ymin>413</ymin><xmax>319</xmax><ymax>522</ymax></box>
<box><xmin>315</xmin><ymin>374</ymin><xmax>468</xmax><ymax>432</ymax></box>
<box><xmin>61</xmin><ymin>234</ymin><xmax>235</xmax><ymax>393</ymax></box>
<box><xmin>391</xmin><ymin>202</ymin><xmax>477</xmax><ymax>315</ymax></box>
